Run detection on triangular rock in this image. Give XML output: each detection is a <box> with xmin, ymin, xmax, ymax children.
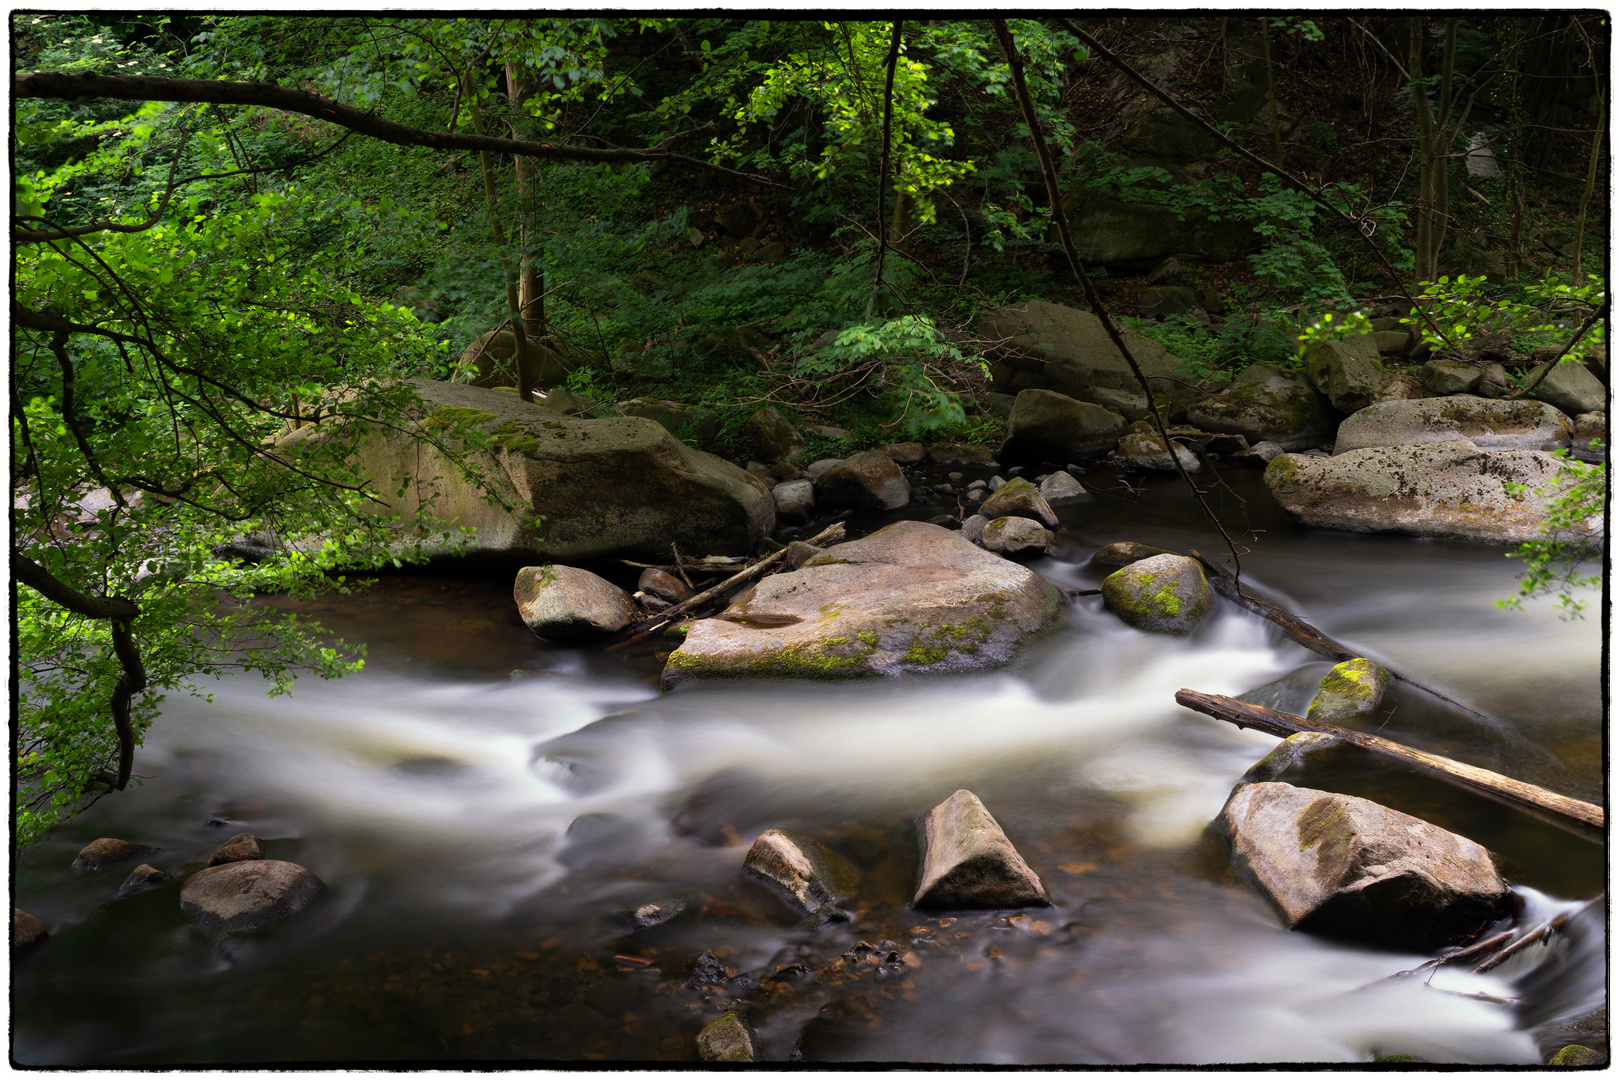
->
<box><xmin>912</xmin><ymin>790</ymin><xmax>1050</xmax><ymax>909</ymax></box>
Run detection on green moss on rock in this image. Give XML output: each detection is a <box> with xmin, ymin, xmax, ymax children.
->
<box><xmin>1306</xmin><ymin>658</ymin><xmax>1392</xmax><ymax>725</ymax></box>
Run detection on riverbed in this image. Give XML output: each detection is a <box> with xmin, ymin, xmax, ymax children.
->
<box><xmin>12</xmin><ymin>465</ymin><xmax>1605</xmax><ymax>1065</ymax></box>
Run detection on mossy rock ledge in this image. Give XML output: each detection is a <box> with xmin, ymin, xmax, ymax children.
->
<box><xmin>661</xmin><ymin>520</ymin><xmax>1063</xmax><ymax>688</ymax></box>
<box><xmin>1265</xmin><ymin>439</ymin><xmax>1603</xmax><ymax>544</ymax></box>
<box><xmin>1100</xmin><ymin>553</ymin><xmax>1212</xmax><ymax>636</ymax></box>
<box><xmin>1332</xmin><ymin>396</ymin><xmax>1572</xmax><ymax>455</ymax></box>
<box><xmin>279</xmin><ymin>379</ymin><xmax>774</xmax><ymax>563</ymax></box>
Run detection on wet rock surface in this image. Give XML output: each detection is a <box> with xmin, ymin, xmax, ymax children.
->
<box><xmin>742</xmin><ymin>829</ymin><xmax>859</xmax><ymax>925</ymax></box>
<box><xmin>179</xmin><ymin>860</ymin><xmax>326</xmax><ymax>934</ymax></box>
<box><xmin>815</xmin><ymin>450</ymin><xmax>910</xmax><ymax>511</ymax></box>
<box><xmin>981</xmin><ymin>516</ymin><xmax>1054</xmax><ymax>558</ymax></box>
<box><xmin>1217</xmin><ymin>782</ymin><xmax>1516</xmax><ymax>950</ymax></box>
<box><xmin>1305</xmin><ymin>658</ymin><xmax>1391</xmax><ymax>725</ymax></box>
<box><xmin>73</xmin><ymin>838</ymin><xmax>161</xmax><ymax>871</ymax></box>
<box><xmin>1186</xmin><ymin>362</ymin><xmax>1337</xmax><ymax>452</ymax></box>
<box><xmin>975</xmin><ymin>476</ymin><xmax>1058</xmax><ymax>526</ymax></box>
<box><xmin>697</xmin><ymin>1009</ymin><xmax>756</xmax><ymax>1061</ymax></box>
<box><xmin>1000</xmin><ymin>389</ymin><xmax>1128</xmax><ymax>463</ymax></box>
<box><xmin>1090</xmin><ymin>541</ymin><xmax>1176</xmax><ymax>570</ymax></box>
<box><xmin>913</xmin><ymin>790</ymin><xmax>1050</xmax><ymax>909</ymax></box>
<box><xmin>208</xmin><ymin>832</ymin><xmax>264</xmax><ymax>866</ymax></box>
<box><xmin>14</xmin><ymin>909</ymin><xmax>47</xmax><ymax>950</ymax></box>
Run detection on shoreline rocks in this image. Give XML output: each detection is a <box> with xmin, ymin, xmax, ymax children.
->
<box><xmin>1186</xmin><ymin>363</ymin><xmax>1337</xmax><ymax>452</ymax></box>
<box><xmin>1000</xmin><ymin>389</ymin><xmax>1128</xmax><ymax>464</ymax></box>
<box><xmin>1332</xmin><ymin>397</ymin><xmax>1572</xmax><ymax>455</ymax></box>
<box><xmin>73</xmin><ymin>838</ymin><xmax>161</xmax><ymax>871</ymax></box>
<box><xmin>14</xmin><ymin>909</ymin><xmax>47</xmax><ymax>951</ymax></box>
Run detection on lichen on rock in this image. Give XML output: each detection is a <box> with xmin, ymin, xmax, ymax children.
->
<box><xmin>1100</xmin><ymin>553</ymin><xmax>1212</xmax><ymax>635</ymax></box>
<box><xmin>1305</xmin><ymin>658</ymin><xmax>1392</xmax><ymax>725</ymax></box>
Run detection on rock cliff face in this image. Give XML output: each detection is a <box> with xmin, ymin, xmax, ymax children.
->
<box><xmin>662</xmin><ymin>521</ymin><xmax>1063</xmax><ymax>688</ymax></box>
<box><xmin>280</xmin><ymin>379</ymin><xmax>774</xmax><ymax>563</ymax></box>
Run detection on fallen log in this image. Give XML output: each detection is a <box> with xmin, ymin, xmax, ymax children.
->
<box><xmin>622</xmin><ymin>521</ymin><xmax>847</xmax><ymax>639</ymax></box>
<box><xmin>1188</xmin><ymin>550</ymin><xmax>1501</xmax><ymax>728</ymax></box>
<box><xmin>1175</xmin><ymin>689</ymin><xmax>1604</xmax><ymax>833</ymax></box>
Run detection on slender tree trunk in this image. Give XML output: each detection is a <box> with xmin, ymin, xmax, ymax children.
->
<box><xmin>868</xmin><ymin>21</ymin><xmax>904</xmax><ymax>319</ymax></box>
<box><xmin>1260</xmin><ymin>19</ymin><xmax>1283</xmax><ymax>160</ymax></box>
<box><xmin>1571</xmin><ymin>84</ymin><xmax>1605</xmax><ymax>282</ymax></box>
<box><xmin>1409</xmin><ymin>17</ymin><xmax>1438</xmax><ymax>283</ymax></box>
<box><xmin>505</xmin><ymin>61</ymin><xmax>546</xmax><ymax>339</ymax></box>
<box><xmin>465</xmin><ymin>83</ymin><xmax>535</xmax><ymax>400</ymax></box>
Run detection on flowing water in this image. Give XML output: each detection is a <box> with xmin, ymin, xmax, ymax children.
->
<box><xmin>12</xmin><ymin>467</ymin><xmax>1605</xmax><ymax>1065</ymax></box>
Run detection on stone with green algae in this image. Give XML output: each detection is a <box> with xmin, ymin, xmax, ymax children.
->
<box><xmin>1243</xmin><ymin>732</ymin><xmax>1345</xmax><ymax>782</ymax></box>
<box><xmin>1100</xmin><ymin>553</ymin><xmax>1212</xmax><ymax>636</ymax></box>
<box><xmin>742</xmin><ymin>828</ymin><xmax>858</xmax><ymax>925</ymax></box>
<box><xmin>696</xmin><ymin>1010</ymin><xmax>755</xmax><ymax>1062</ymax></box>
<box><xmin>1548</xmin><ymin>1044</ymin><xmax>1605</xmax><ymax>1066</ymax></box>
<box><xmin>1306</xmin><ymin>658</ymin><xmax>1392</xmax><ymax>725</ymax></box>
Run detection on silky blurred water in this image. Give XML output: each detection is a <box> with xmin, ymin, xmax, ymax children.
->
<box><xmin>12</xmin><ymin>467</ymin><xmax>1604</xmax><ymax>1065</ymax></box>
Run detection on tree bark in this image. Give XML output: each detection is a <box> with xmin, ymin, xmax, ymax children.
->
<box><xmin>1571</xmin><ymin>84</ymin><xmax>1605</xmax><ymax>282</ymax></box>
<box><xmin>1175</xmin><ymin>689</ymin><xmax>1604</xmax><ymax>832</ymax></box>
<box><xmin>869</xmin><ymin>21</ymin><xmax>904</xmax><ymax>318</ymax></box>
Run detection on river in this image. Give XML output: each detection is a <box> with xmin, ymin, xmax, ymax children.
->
<box><xmin>12</xmin><ymin>465</ymin><xmax>1605</xmax><ymax>1065</ymax></box>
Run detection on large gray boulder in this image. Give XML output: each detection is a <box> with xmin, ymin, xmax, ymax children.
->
<box><xmin>1100</xmin><ymin>553</ymin><xmax>1213</xmax><ymax>635</ymax></box>
<box><xmin>1186</xmin><ymin>363</ymin><xmax>1337</xmax><ymax>451</ymax></box>
<box><xmin>515</xmin><ymin>565</ymin><xmax>637</xmax><ymax>640</ymax></box>
<box><xmin>1532</xmin><ymin>359</ymin><xmax>1608</xmax><ymax>417</ymax></box>
<box><xmin>771</xmin><ymin>478</ymin><xmax>815</xmax><ymax>524</ymax></box>
<box><xmin>1216</xmin><ymin>782</ymin><xmax>1516</xmax><ymax>949</ymax></box>
<box><xmin>1303</xmin><ymin>337</ymin><xmax>1388</xmax><ymax>414</ymax></box>
<box><xmin>663</xmin><ymin>521</ymin><xmax>1063</xmax><ymax>687</ymax></box>
<box><xmin>913</xmin><ymin>790</ymin><xmax>1050</xmax><ymax>909</ymax></box>
<box><xmin>618</xmin><ymin>399</ymin><xmax>720</xmax><ymax>450</ymax></box>
<box><xmin>742</xmin><ymin>828</ymin><xmax>858</xmax><ymax>925</ymax></box>
<box><xmin>815</xmin><ymin>450</ymin><xmax>910</xmax><ymax>510</ymax></box>
<box><xmin>179</xmin><ymin>860</ymin><xmax>326</xmax><ymax>934</ymax></box>
<box><xmin>1038</xmin><ymin>470</ymin><xmax>1087</xmax><ymax>505</ymax></box>
<box><xmin>981</xmin><ymin>301</ymin><xmax>1192</xmax><ymax>420</ymax></box>
<box><xmin>1265</xmin><ymin>440</ymin><xmax>1604</xmax><ymax>543</ymax></box>
<box><xmin>1000</xmin><ymin>388</ymin><xmax>1128</xmax><ymax>464</ymax></box>
<box><xmin>1420</xmin><ymin>358</ymin><xmax>1483</xmax><ymax>396</ymax></box>
<box><xmin>279</xmin><ymin>380</ymin><xmax>774</xmax><ymax>562</ymax></box>
<box><xmin>1333</xmin><ymin>397</ymin><xmax>1572</xmax><ymax>455</ymax></box>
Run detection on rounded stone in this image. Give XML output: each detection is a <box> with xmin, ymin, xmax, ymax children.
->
<box><xmin>208</xmin><ymin>832</ymin><xmax>264</xmax><ymax>866</ymax></box>
<box><xmin>179</xmin><ymin>860</ymin><xmax>325</xmax><ymax>934</ymax></box>
<box><xmin>14</xmin><ymin>908</ymin><xmax>47</xmax><ymax>950</ymax></box>
<box><xmin>1305</xmin><ymin>658</ymin><xmax>1392</xmax><ymax>725</ymax></box>
<box><xmin>514</xmin><ymin>565</ymin><xmax>638</xmax><ymax>640</ymax></box>
<box><xmin>73</xmin><ymin>837</ymin><xmax>162</xmax><ymax>871</ymax></box>
<box><xmin>815</xmin><ymin>450</ymin><xmax>910</xmax><ymax>510</ymax></box>
<box><xmin>1090</xmin><ymin>541</ymin><xmax>1176</xmax><ymax>571</ymax></box>
<box><xmin>981</xmin><ymin>516</ymin><xmax>1053</xmax><ymax>559</ymax></box>
<box><xmin>1100</xmin><ymin>553</ymin><xmax>1212</xmax><ymax>635</ymax></box>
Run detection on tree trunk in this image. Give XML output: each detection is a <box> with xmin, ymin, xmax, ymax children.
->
<box><xmin>1571</xmin><ymin>84</ymin><xmax>1605</xmax><ymax>283</ymax></box>
<box><xmin>1260</xmin><ymin>19</ymin><xmax>1283</xmax><ymax>160</ymax></box>
<box><xmin>1409</xmin><ymin>17</ymin><xmax>1438</xmax><ymax>282</ymax></box>
<box><xmin>505</xmin><ymin>62</ymin><xmax>547</xmax><ymax>340</ymax></box>
<box><xmin>465</xmin><ymin>81</ymin><xmax>535</xmax><ymax>401</ymax></box>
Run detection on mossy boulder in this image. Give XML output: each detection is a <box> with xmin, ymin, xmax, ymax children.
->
<box><xmin>1333</xmin><ymin>397</ymin><xmax>1572</xmax><ymax>455</ymax></box>
<box><xmin>696</xmin><ymin>1011</ymin><xmax>755</xmax><ymax>1062</ymax></box>
<box><xmin>279</xmin><ymin>379</ymin><xmax>774</xmax><ymax>563</ymax></box>
<box><xmin>742</xmin><ymin>406</ymin><xmax>805</xmax><ymax>464</ymax></box>
<box><xmin>976</xmin><ymin>476</ymin><xmax>1058</xmax><ymax>526</ymax></box>
<box><xmin>1548</xmin><ymin>1044</ymin><xmax>1606</xmax><ymax>1066</ymax></box>
<box><xmin>1058</xmin><ymin>194</ymin><xmax>1261</xmax><ymax>272</ymax></box>
<box><xmin>662</xmin><ymin>521</ymin><xmax>1063</xmax><ymax>688</ymax></box>
<box><xmin>1421</xmin><ymin>359</ymin><xmax>1483</xmax><ymax>396</ymax></box>
<box><xmin>1185</xmin><ymin>362</ymin><xmax>1338</xmax><ymax>451</ymax></box>
<box><xmin>457</xmin><ymin>329</ymin><xmax>576</xmax><ymax>390</ymax></box>
<box><xmin>1532</xmin><ymin>359</ymin><xmax>1607</xmax><ymax>417</ymax></box>
<box><xmin>618</xmin><ymin>398</ymin><xmax>720</xmax><ymax>450</ymax></box>
<box><xmin>981</xmin><ymin>301</ymin><xmax>1194</xmax><ymax>421</ymax></box>
<box><xmin>1216</xmin><ymin>782</ymin><xmax>1516</xmax><ymax>950</ymax></box>
<box><xmin>1091</xmin><ymin>541</ymin><xmax>1177</xmax><ymax>571</ymax></box>
<box><xmin>742</xmin><ymin>828</ymin><xmax>858</xmax><ymax>925</ymax></box>
<box><xmin>1264</xmin><ymin>440</ymin><xmax>1603</xmax><ymax>544</ymax></box>
<box><xmin>1305</xmin><ymin>659</ymin><xmax>1392</xmax><ymax>725</ymax></box>
<box><xmin>1000</xmin><ymin>388</ymin><xmax>1128</xmax><ymax>464</ymax></box>
<box><xmin>1116</xmin><ymin>421</ymin><xmax>1201</xmax><ymax>473</ymax></box>
<box><xmin>1100</xmin><ymin>553</ymin><xmax>1212</xmax><ymax>636</ymax></box>
<box><xmin>1303</xmin><ymin>337</ymin><xmax>1388</xmax><ymax>414</ymax></box>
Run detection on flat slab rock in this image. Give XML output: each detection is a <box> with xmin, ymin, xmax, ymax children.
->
<box><xmin>662</xmin><ymin>521</ymin><xmax>1063</xmax><ymax>687</ymax></box>
<box><xmin>1265</xmin><ymin>439</ymin><xmax>1604</xmax><ymax>544</ymax></box>
<box><xmin>913</xmin><ymin>789</ymin><xmax>1050</xmax><ymax>909</ymax></box>
<box><xmin>179</xmin><ymin>859</ymin><xmax>326</xmax><ymax>934</ymax></box>
<box><xmin>1333</xmin><ymin>396</ymin><xmax>1572</xmax><ymax>455</ymax></box>
<box><xmin>1218</xmin><ymin>782</ymin><xmax>1516</xmax><ymax>950</ymax></box>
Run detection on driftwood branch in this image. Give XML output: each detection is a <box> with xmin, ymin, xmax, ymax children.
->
<box><xmin>1175</xmin><ymin>689</ymin><xmax>1604</xmax><ymax>832</ymax></box>
<box><xmin>626</xmin><ymin>521</ymin><xmax>848</xmax><ymax>638</ymax></box>
<box><xmin>1188</xmin><ymin>549</ymin><xmax>1501</xmax><ymax>728</ymax></box>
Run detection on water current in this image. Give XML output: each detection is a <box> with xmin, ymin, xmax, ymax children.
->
<box><xmin>12</xmin><ymin>466</ymin><xmax>1605</xmax><ymax>1065</ymax></box>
